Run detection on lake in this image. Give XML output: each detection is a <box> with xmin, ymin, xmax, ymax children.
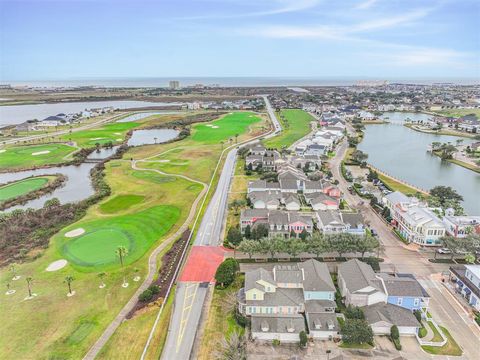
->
<box><xmin>359</xmin><ymin>113</ymin><xmax>480</xmax><ymax>214</ymax></box>
<box><xmin>0</xmin><ymin>100</ymin><xmax>182</xmax><ymax>127</ymax></box>
<box><xmin>127</xmin><ymin>129</ymin><xmax>179</xmax><ymax>146</ymax></box>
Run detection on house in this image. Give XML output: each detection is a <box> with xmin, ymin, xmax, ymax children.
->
<box><xmin>240</xmin><ymin>209</ymin><xmax>314</xmax><ymax>237</ymax></box>
<box><xmin>248</xmin><ymin>191</ymin><xmax>282</xmax><ymax>210</ymax></box>
<box><xmin>316</xmin><ymin>211</ymin><xmax>366</xmax><ymax>235</ymax></box>
<box><xmin>450</xmin><ymin>265</ymin><xmax>480</xmax><ymax>311</ymax></box>
<box><xmin>383</xmin><ymin>191</ymin><xmax>446</xmax><ymax>246</ymax></box>
<box><xmin>305</xmin><ymin>144</ymin><xmax>327</xmax><ymax>156</ymax></box>
<box><xmin>363</xmin><ymin>303</ymin><xmax>420</xmax><ymax>336</ymax></box>
<box><xmin>304</xmin><ymin>192</ymin><xmax>339</xmax><ymax>211</ymax></box>
<box><xmin>239</xmin><ymin>260</ymin><xmax>340</xmax><ymax>342</ymax></box>
<box><xmin>337</xmin><ymin>259</ymin><xmax>388</xmax><ymax>307</ymax></box>
<box><xmin>245</xmin><ymin>150</ymin><xmax>279</xmax><ymax>171</ymax></box>
<box><xmin>304</xmin><ymin>181</ymin><xmax>324</xmax><ymax>194</ymax></box>
<box><xmin>247</xmin><ymin>180</ymin><xmax>280</xmax><ymax>193</ymax></box>
<box><xmin>379</xmin><ymin>273</ymin><xmax>430</xmax><ymax>310</ymax></box>
<box><xmin>283</xmin><ymin>194</ymin><xmax>301</xmax><ymax>211</ymax></box>
<box><xmin>443</xmin><ymin>215</ymin><xmax>480</xmax><ymax>238</ymax></box>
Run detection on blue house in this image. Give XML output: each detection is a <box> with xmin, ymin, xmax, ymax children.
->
<box><xmin>381</xmin><ymin>273</ymin><xmax>430</xmax><ymax>311</ymax></box>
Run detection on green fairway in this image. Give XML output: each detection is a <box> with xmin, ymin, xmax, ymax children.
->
<box><xmin>191</xmin><ymin>112</ymin><xmax>261</xmax><ymax>143</ymax></box>
<box><xmin>0</xmin><ymin>143</ymin><xmax>76</xmax><ymax>170</ymax></box>
<box><xmin>0</xmin><ymin>176</ymin><xmax>53</xmax><ymax>202</ymax></box>
<box><xmin>99</xmin><ymin>194</ymin><xmax>145</xmax><ymax>214</ymax></box>
<box><xmin>60</xmin><ymin>205</ymin><xmax>180</xmax><ymax>268</ymax></box>
<box><xmin>60</xmin><ymin>121</ymin><xmax>140</xmax><ymax>146</ymax></box>
<box><xmin>263</xmin><ymin>109</ymin><xmax>313</xmax><ymax>149</ymax></box>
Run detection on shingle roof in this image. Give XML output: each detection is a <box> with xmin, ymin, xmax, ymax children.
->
<box><xmin>251</xmin><ymin>315</ymin><xmax>305</xmax><ymax>334</ymax></box>
<box><xmin>299</xmin><ymin>259</ymin><xmax>335</xmax><ymax>292</ymax></box>
<box><xmin>307</xmin><ymin>312</ymin><xmax>340</xmax><ymax>332</ymax></box>
<box><xmin>341</xmin><ymin>212</ymin><xmax>365</xmax><ymax>228</ymax></box>
<box><xmin>363</xmin><ymin>303</ymin><xmax>420</xmax><ymax>328</ymax></box>
<box><xmin>379</xmin><ymin>274</ymin><xmax>430</xmax><ymax>298</ymax></box>
<box><xmin>338</xmin><ymin>259</ymin><xmax>381</xmax><ymax>293</ymax></box>
<box><xmin>248</xmin><ymin>288</ymin><xmax>304</xmax><ymax>307</ymax></box>
<box><xmin>304</xmin><ymin>300</ymin><xmax>336</xmax><ymax>312</ymax></box>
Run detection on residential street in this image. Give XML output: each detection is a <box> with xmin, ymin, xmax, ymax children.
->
<box><xmin>160</xmin><ymin>96</ymin><xmax>282</xmax><ymax>360</ymax></box>
<box><xmin>330</xmin><ymin>136</ymin><xmax>480</xmax><ymax>359</ymax></box>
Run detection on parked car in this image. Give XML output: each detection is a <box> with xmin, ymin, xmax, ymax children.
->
<box><xmin>437</xmin><ymin>248</ymin><xmax>451</xmax><ymax>254</ymax></box>
<box><xmin>370</xmin><ymin>229</ymin><xmax>378</xmax><ymax>237</ymax></box>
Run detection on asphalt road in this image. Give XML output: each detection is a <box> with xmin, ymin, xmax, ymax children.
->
<box><xmin>160</xmin><ymin>96</ymin><xmax>282</xmax><ymax>360</ymax></box>
<box><xmin>330</xmin><ymin>129</ymin><xmax>480</xmax><ymax>359</ymax></box>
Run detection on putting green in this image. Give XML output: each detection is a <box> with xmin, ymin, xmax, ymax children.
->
<box><xmin>61</xmin><ymin>122</ymin><xmax>140</xmax><ymax>146</ymax></box>
<box><xmin>0</xmin><ymin>176</ymin><xmax>52</xmax><ymax>202</ymax></box>
<box><xmin>191</xmin><ymin>112</ymin><xmax>261</xmax><ymax>143</ymax></box>
<box><xmin>60</xmin><ymin>205</ymin><xmax>180</xmax><ymax>268</ymax></box>
<box><xmin>0</xmin><ymin>143</ymin><xmax>76</xmax><ymax>170</ymax></box>
<box><xmin>99</xmin><ymin>194</ymin><xmax>145</xmax><ymax>214</ymax></box>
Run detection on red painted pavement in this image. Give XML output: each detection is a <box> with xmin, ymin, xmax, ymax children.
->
<box><xmin>179</xmin><ymin>246</ymin><xmax>232</xmax><ymax>283</ymax></box>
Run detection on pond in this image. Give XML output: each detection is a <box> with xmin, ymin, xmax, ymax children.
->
<box><xmin>0</xmin><ymin>100</ymin><xmax>183</xmax><ymax>127</ymax></box>
<box><xmin>116</xmin><ymin>111</ymin><xmax>183</xmax><ymax>123</ymax></box>
<box><xmin>359</xmin><ymin>113</ymin><xmax>479</xmax><ymax>214</ymax></box>
<box><xmin>127</xmin><ymin>129</ymin><xmax>179</xmax><ymax>146</ymax></box>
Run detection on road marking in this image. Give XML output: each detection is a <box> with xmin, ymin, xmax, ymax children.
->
<box><xmin>176</xmin><ymin>283</ymin><xmax>199</xmax><ymax>353</ymax></box>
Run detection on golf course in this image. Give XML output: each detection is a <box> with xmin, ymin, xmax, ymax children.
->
<box><xmin>0</xmin><ymin>143</ymin><xmax>77</xmax><ymax>170</ymax></box>
<box><xmin>59</xmin><ymin>121</ymin><xmax>141</xmax><ymax>146</ymax></box>
<box><xmin>0</xmin><ymin>176</ymin><xmax>55</xmax><ymax>202</ymax></box>
<box><xmin>0</xmin><ymin>110</ymin><xmax>268</xmax><ymax>360</ymax></box>
<box><xmin>262</xmin><ymin>109</ymin><xmax>313</xmax><ymax>149</ymax></box>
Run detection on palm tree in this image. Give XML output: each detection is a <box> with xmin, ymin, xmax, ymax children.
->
<box><xmin>26</xmin><ymin>277</ymin><xmax>33</xmax><ymax>298</ymax></box>
<box><xmin>116</xmin><ymin>246</ymin><xmax>129</xmax><ymax>287</ymax></box>
<box><xmin>98</xmin><ymin>272</ymin><xmax>106</xmax><ymax>288</ymax></box>
<box><xmin>220</xmin><ymin>140</ymin><xmax>225</xmax><ymax>151</ymax></box>
<box><xmin>9</xmin><ymin>263</ymin><xmax>19</xmax><ymax>280</ymax></box>
<box><xmin>64</xmin><ymin>275</ymin><xmax>75</xmax><ymax>295</ymax></box>
<box><xmin>235</xmin><ymin>133</ymin><xmax>239</xmax><ymax>144</ymax></box>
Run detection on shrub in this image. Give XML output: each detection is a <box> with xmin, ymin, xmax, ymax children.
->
<box><xmin>148</xmin><ymin>285</ymin><xmax>160</xmax><ymax>295</ymax></box>
<box><xmin>392</xmin><ymin>337</ymin><xmax>402</xmax><ymax>350</ymax></box>
<box><xmin>215</xmin><ymin>258</ymin><xmax>239</xmax><ymax>287</ymax></box>
<box><xmin>390</xmin><ymin>325</ymin><xmax>399</xmax><ymax>340</ymax></box>
<box><xmin>299</xmin><ymin>330</ymin><xmax>308</xmax><ymax>347</ymax></box>
<box><xmin>272</xmin><ymin>339</ymin><xmax>280</xmax><ymax>346</ymax></box>
<box><xmin>414</xmin><ymin>310</ymin><xmax>422</xmax><ymax>323</ymax></box>
<box><xmin>341</xmin><ymin>319</ymin><xmax>373</xmax><ymax>345</ymax></box>
<box><xmin>345</xmin><ymin>305</ymin><xmax>365</xmax><ymax>320</ymax></box>
<box><xmin>139</xmin><ymin>289</ymin><xmax>153</xmax><ymax>302</ymax></box>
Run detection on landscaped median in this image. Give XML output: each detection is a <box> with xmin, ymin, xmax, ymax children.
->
<box><xmin>416</xmin><ymin>313</ymin><xmax>462</xmax><ymax>356</ymax></box>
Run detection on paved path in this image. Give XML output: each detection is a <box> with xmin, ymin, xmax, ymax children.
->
<box><xmin>82</xmin><ymin>153</ymin><xmax>208</xmax><ymax>360</ymax></box>
<box><xmin>329</xmin><ymin>130</ymin><xmax>480</xmax><ymax>359</ymax></box>
<box><xmin>160</xmin><ymin>96</ymin><xmax>282</xmax><ymax>360</ymax></box>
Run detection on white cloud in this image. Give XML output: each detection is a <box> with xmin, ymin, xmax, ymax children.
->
<box><xmin>380</xmin><ymin>48</ymin><xmax>470</xmax><ymax>67</ymax></box>
<box><xmin>355</xmin><ymin>0</ymin><xmax>378</xmax><ymax>10</ymax></box>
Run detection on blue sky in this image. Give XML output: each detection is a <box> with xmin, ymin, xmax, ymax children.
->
<box><xmin>0</xmin><ymin>0</ymin><xmax>479</xmax><ymax>81</ymax></box>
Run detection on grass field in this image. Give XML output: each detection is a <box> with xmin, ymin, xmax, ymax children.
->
<box><xmin>0</xmin><ymin>111</ymin><xmax>269</xmax><ymax>360</ymax></box>
<box><xmin>99</xmin><ymin>194</ymin><xmax>145</xmax><ymax>214</ymax></box>
<box><xmin>435</xmin><ymin>109</ymin><xmax>480</xmax><ymax>118</ymax></box>
<box><xmin>0</xmin><ymin>143</ymin><xmax>76</xmax><ymax>170</ymax></box>
<box><xmin>263</xmin><ymin>109</ymin><xmax>313</xmax><ymax>149</ymax></box>
<box><xmin>0</xmin><ymin>176</ymin><xmax>54</xmax><ymax>202</ymax></box>
<box><xmin>191</xmin><ymin>112</ymin><xmax>261</xmax><ymax>144</ymax></box>
<box><xmin>377</xmin><ymin>172</ymin><xmax>426</xmax><ymax>196</ymax></box>
<box><xmin>422</xmin><ymin>326</ymin><xmax>462</xmax><ymax>356</ymax></box>
<box><xmin>60</xmin><ymin>121</ymin><xmax>140</xmax><ymax>146</ymax></box>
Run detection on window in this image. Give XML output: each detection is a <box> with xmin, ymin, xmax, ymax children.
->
<box><xmin>253</xmin><ymin>293</ymin><xmax>256</xmax><ymax>300</ymax></box>
<box><xmin>252</xmin><ymin>307</ymin><xmax>256</xmax><ymax>313</ymax></box>
<box><xmin>397</xmin><ymin>298</ymin><xmax>403</xmax><ymax>306</ymax></box>
<box><xmin>414</xmin><ymin>298</ymin><xmax>420</xmax><ymax>307</ymax></box>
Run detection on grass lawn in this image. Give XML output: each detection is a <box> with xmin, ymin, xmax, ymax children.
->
<box><xmin>263</xmin><ymin>109</ymin><xmax>313</xmax><ymax>149</ymax></box>
<box><xmin>190</xmin><ymin>112</ymin><xmax>261</xmax><ymax>144</ymax></box>
<box><xmin>60</xmin><ymin>121</ymin><xmax>140</xmax><ymax>146</ymax></box>
<box><xmin>436</xmin><ymin>109</ymin><xmax>480</xmax><ymax>118</ymax></box>
<box><xmin>422</xmin><ymin>326</ymin><xmax>462</xmax><ymax>356</ymax></box>
<box><xmin>0</xmin><ymin>143</ymin><xmax>76</xmax><ymax>170</ymax></box>
<box><xmin>377</xmin><ymin>172</ymin><xmax>425</xmax><ymax>196</ymax></box>
<box><xmin>99</xmin><ymin>194</ymin><xmax>145</xmax><ymax>214</ymax></box>
<box><xmin>339</xmin><ymin>342</ymin><xmax>373</xmax><ymax>349</ymax></box>
<box><xmin>0</xmin><ymin>111</ymin><xmax>269</xmax><ymax>360</ymax></box>
<box><xmin>197</xmin><ymin>275</ymin><xmax>245</xmax><ymax>360</ymax></box>
<box><xmin>427</xmin><ymin>321</ymin><xmax>444</xmax><ymax>342</ymax></box>
<box><xmin>0</xmin><ymin>175</ymin><xmax>54</xmax><ymax>202</ymax></box>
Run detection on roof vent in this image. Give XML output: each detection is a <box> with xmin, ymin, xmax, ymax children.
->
<box><xmin>261</xmin><ymin>321</ymin><xmax>269</xmax><ymax>332</ymax></box>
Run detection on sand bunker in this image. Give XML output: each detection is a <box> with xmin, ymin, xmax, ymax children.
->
<box><xmin>46</xmin><ymin>259</ymin><xmax>68</xmax><ymax>272</ymax></box>
<box><xmin>212</xmin><ymin>126</ymin><xmax>219</xmax><ymax>129</ymax></box>
<box><xmin>90</xmin><ymin>137</ymin><xmax>104</xmax><ymax>140</ymax></box>
<box><xmin>32</xmin><ymin>150</ymin><xmax>50</xmax><ymax>156</ymax></box>
<box><xmin>116</xmin><ymin>138</ymin><xmax>122</xmax><ymax>141</ymax></box>
<box><xmin>114</xmin><ymin>132</ymin><xmax>121</xmax><ymax>135</ymax></box>
<box><xmin>65</xmin><ymin>228</ymin><xmax>85</xmax><ymax>238</ymax></box>
<box><xmin>205</xmin><ymin>124</ymin><xmax>213</xmax><ymax>127</ymax></box>
<box><xmin>0</xmin><ymin>149</ymin><xmax>6</xmax><ymax>154</ymax></box>
<box><xmin>157</xmin><ymin>160</ymin><xmax>170</xmax><ymax>163</ymax></box>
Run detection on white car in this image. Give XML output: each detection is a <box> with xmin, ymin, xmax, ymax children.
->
<box><xmin>437</xmin><ymin>248</ymin><xmax>451</xmax><ymax>254</ymax></box>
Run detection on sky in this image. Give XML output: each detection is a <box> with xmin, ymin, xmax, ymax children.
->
<box><xmin>0</xmin><ymin>0</ymin><xmax>479</xmax><ymax>81</ymax></box>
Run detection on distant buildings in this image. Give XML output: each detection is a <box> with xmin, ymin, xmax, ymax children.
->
<box><xmin>169</xmin><ymin>80</ymin><xmax>180</xmax><ymax>90</ymax></box>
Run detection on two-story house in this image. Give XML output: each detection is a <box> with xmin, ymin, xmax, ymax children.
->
<box><xmin>450</xmin><ymin>265</ymin><xmax>480</xmax><ymax>311</ymax></box>
<box><xmin>239</xmin><ymin>260</ymin><xmax>340</xmax><ymax>342</ymax></box>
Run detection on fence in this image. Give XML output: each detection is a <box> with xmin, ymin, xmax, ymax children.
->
<box><xmin>415</xmin><ymin>313</ymin><xmax>447</xmax><ymax>347</ymax></box>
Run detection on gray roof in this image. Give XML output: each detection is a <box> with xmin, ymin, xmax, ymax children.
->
<box><xmin>379</xmin><ymin>274</ymin><xmax>430</xmax><ymax>298</ymax></box>
<box><xmin>274</xmin><ymin>264</ymin><xmax>303</xmax><ymax>283</ymax></box>
<box><xmin>307</xmin><ymin>312</ymin><xmax>340</xmax><ymax>332</ymax></box>
<box><xmin>245</xmin><ymin>268</ymin><xmax>276</xmax><ymax>292</ymax></box>
<box><xmin>279</xmin><ymin>179</ymin><xmax>298</xmax><ymax>190</ymax></box>
<box><xmin>284</xmin><ymin>194</ymin><xmax>300</xmax><ymax>205</ymax></box>
<box><xmin>248</xmin><ymin>288</ymin><xmax>304</xmax><ymax>307</ymax></box>
<box><xmin>384</xmin><ymin>191</ymin><xmax>410</xmax><ymax>206</ymax></box>
<box><xmin>299</xmin><ymin>259</ymin><xmax>335</xmax><ymax>292</ymax></box>
<box><xmin>317</xmin><ymin>210</ymin><xmax>342</xmax><ymax>225</ymax></box>
<box><xmin>304</xmin><ymin>300</ymin><xmax>336</xmax><ymax>312</ymax></box>
<box><xmin>251</xmin><ymin>315</ymin><xmax>305</xmax><ymax>334</ymax></box>
<box><xmin>241</xmin><ymin>208</ymin><xmax>269</xmax><ymax>219</ymax></box>
<box><xmin>304</xmin><ymin>181</ymin><xmax>323</xmax><ymax>190</ymax></box>
<box><xmin>341</xmin><ymin>212</ymin><xmax>365</xmax><ymax>228</ymax></box>
<box><xmin>338</xmin><ymin>259</ymin><xmax>381</xmax><ymax>293</ymax></box>
<box><xmin>363</xmin><ymin>303</ymin><xmax>420</xmax><ymax>328</ymax></box>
